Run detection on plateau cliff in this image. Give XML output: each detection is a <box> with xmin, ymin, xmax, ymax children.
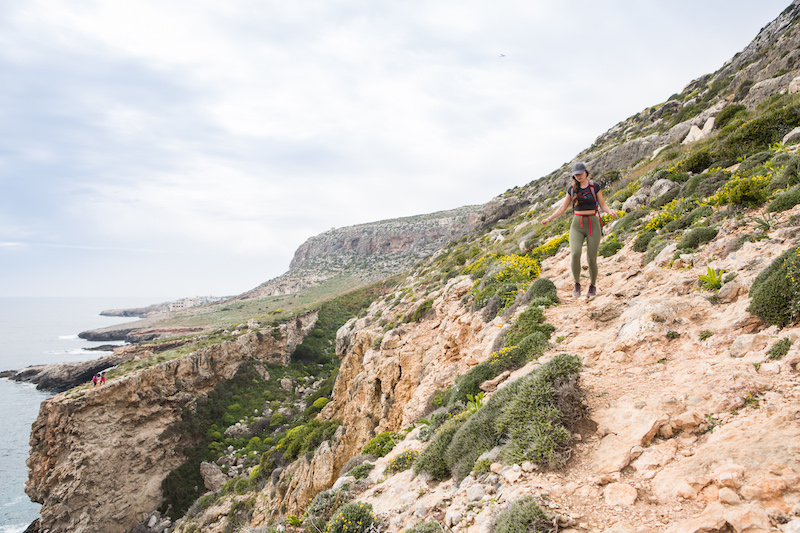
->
<box><xmin>25</xmin><ymin>312</ymin><xmax>317</xmax><ymax>533</ymax></box>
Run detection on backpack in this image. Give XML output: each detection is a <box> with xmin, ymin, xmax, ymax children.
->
<box><xmin>571</xmin><ymin>181</ymin><xmax>603</xmax><ymax>236</ymax></box>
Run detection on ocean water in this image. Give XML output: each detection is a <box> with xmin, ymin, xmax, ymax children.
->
<box><xmin>0</xmin><ymin>297</ymin><xmax>163</xmax><ymax>533</ymax></box>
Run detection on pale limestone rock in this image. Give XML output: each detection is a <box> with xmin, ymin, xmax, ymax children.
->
<box><xmin>790</xmin><ymin>76</ymin><xmax>800</xmax><ymax>94</ymax></box>
<box><xmin>784</xmin><ymin>126</ymin><xmax>800</xmax><ymax>146</ymax></box>
<box><xmin>666</xmin><ymin>502</ymin><xmax>727</xmax><ymax>533</ymax></box>
<box><xmin>503</xmin><ymin>469</ymin><xmax>522</xmax><ymax>483</ymax></box>
<box><xmin>592</xmin><ymin>399</ymin><xmax>668</xmax><ymax>473</ymax></box>
<box><xmin>280</xmin><ymin>377</ymin><xmax>294</xmax><ymax>391</ymax></box>
<box><xmin>730</xmin><ymin>333</ymin><xmax>769</xmax><ymax>358</ymax></box>
<box><xmin>603</xmin><ymin>483</ymin><xmax>638</xmax><ymax>506</ymax></box>
<box><xmin>784</xmin><ymin>518</ymin><xmax>800</xmax><ymax>533</ymax></box>
<box><xmin>631</xmin><ymin>439</ymin><xmax>678</xmax><ymax>476</ymax></box>
<box><xmin>713</xmin><ymin>464</ymin><xmax>747</xmax><ymax>489</ymax></box>
<box><xmin>718</xmin><ymin>487</ymin><xmax>742</xmax><ymax>505</ymax></box>
<box><xmin>466</xmin><ymin>485</ymin><xmax>486</xmax><ymax>502</ymax></box>
<box><xmin>200</xmin><ymin>462</ymin><xmax>227</xmax><ymax>492</ymax></box>
<box><xmin>724</xmin><ymin>504</ymin><xmax>772</xmax><ymax>532</ymax></box>
<box><xmin>718</xmin><ymin>281</ymin><xmax>744</xmax><ymax>303</ymax></box>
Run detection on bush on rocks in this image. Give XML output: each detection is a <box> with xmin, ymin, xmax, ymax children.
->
<box><xmin>678</xmin><ymin>227</ymin><xmax>718</xmax><ymax>250</ymax></box>
<box><xmin>362</xmin><ymin>432</ymin><xmax>403</xmax><ymax>457</ymax></box>
<box><xmin>492</xmin><ymin>495</ymin><xmax>553</xmax><ymax>533</ymax></box>
<box><xmin>325</xmin><ymin>502</ymin><xmax>376</xmax><ymax>533</ymax></box>
<box><xmin>747</xmin><ymin>245</ymin><xmax>800</xmax><ymax>327</ymax></box>
<box><xmin>767</xmin><ymin>185</ymin><xmax>800</xmax><ymax>212</ymax></box>
<box><xmin>303</xmin><ymin>489</ymin><xmax>350</xmax><ymax>532</ymax></box>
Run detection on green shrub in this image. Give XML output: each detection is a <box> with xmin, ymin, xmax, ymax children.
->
<box><xmin>496</xmin><ymin>354</ymin><xmax>582</xmax><ymax>468</ymax></box>
<box><xmin>277</xmin><ymin>419</ymin><xmax>341</xmax><ymax>462</ymax></box>
<box><xmin>767</xmin><ymin>185</ymin><xmax>800</xmax><ymax>212</ymax></box>
<box><xmin>782</xmin><ymin>156</ymin><xmax>800</xmax><ymax>186</ymax></box>
<box><xmin>739</xmin><ymin>151</ymin><xmax>773</xmax><ymax>171</ymax></box>
<box><xmin>303</xmin><ymin>489</ymin><xmax>350</xmax><ymax>532</ymax></box>
<box><xmin>652</xmin><ymin>187</ymin><xmax>681</xmax><ymax>208</ymax></box>
<box><xmin>747</xmin><ymin>245</ymin><xmax>800</xmax><ymax>327</ymax></box>
<box><xmin>386</xmin><ymin>449</ymin><xmax>419</xmax><ymax>474</ymax></box>
<box><xmin>711</xmin><ymin>174</ymin><xmax>771</xmax><ymax>207</ymax></box>
<box><xmin>678</xmin><ymin>227</ymin><xmax>718</xmax><ymax>250</ymax></box>
<box><xmin>448</xmin><ymin>346</ymin><xmax>526</xmax><ymax>406</ymax></box>
<box><xmin>347</xmin><ymin>463</ymin><xmax>374</xmax><ymax>479</ymax></box>
<box><xmin>715</xmin><ymin>104</ymin><xmax>746</xmax><ymax>129</ymax></box>
<box><xmin>699</xmin><ymin>330</ymin><xmax>714</xmax><ymax>341</ymax></box>
<box><xmin>633</xmin><ymin>230</ymin><xmax>656</xmax><ymax>252</ymax></box>
<box><xmin>405</xmin><ymin>520</ymin><xmax>445</xmax><ymax>533</ymax></box>
<box><xmin>721</xmin><ymin>104</ymin><xmax>800</xmax><ymax>158</ymax></box>
<box><xmin>694</xmin><ymin>170</ymin><xmax>731</xmax><ymax>198</ymax></box>
<box><xmin>326</xmin><ymin>502</ymin><xmax>376</xmax><ymax>533</ymax></box>
<box><xmin>615</xmin><ymin>209</ymin><xmax>648</xmax><ymax>232</ymax></box>
<box><xmin>362</xmin><ymin>432</ymin><xmax>403</xmax><ymax>457</ymax></box>
<box><xmin>313</xmin><ymin>397</ymin><xmax>330</xmax><ymax>410</ymax></box>
<box><xmin>407</xmin><ymin>299</ymin><xmax>434</xmax><ymax>322</ymax></box>
<box><xmin>767</xmin><ymin>338</ymin><xmax>793</xmax><ymax>360</ymax></box>
<box><xmin>504</xmin><ymin>306</ymin><xmax>555</xmax><ymax>347</ymax></box>
<box><xmin>681</xmin><ymin>150</ymin><xmax>714</xmax><ymax>173</ymax></box>
<box><xmin>224</xmin><ymin>498</ymin><xmax>255</xmax><ymax>533</ymax></box>
<box><xmin>493</xmin><ymin>495</ymin><xmax>552</xmax><ymax>533</ymax></box>
<box><xmin>598</xmin><ymin>232</ymin><xmax>623</xmax><ymax>257</ymax></box>
<box><xmin>439</xmin><ymin>354</ymin><xmax>583</xmax><ymax>482</ymax></box>
<box><xmin>525</xmin><ymin>277</ymin><xmax>558</xmax><ymax>303</ymax></box>
<box><xmin>414</xmin><ymin>412</ymin><xmax>469</xmax><ymax>479</ymax></box>
<box><xmin>474</xmin><ymin>458</ymin><xmax>492</xmax><ymax>476</ymax></box>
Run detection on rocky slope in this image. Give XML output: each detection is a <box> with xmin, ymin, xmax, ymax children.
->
<box><xmin>171</xmin><ymin>203</ymin><xmax>800</xmax><ymax>533</ymax></box>
<box><xmin>25</xmin><ymin>312</ymin><xmax>318</xmax><ymax>533</ymax></box>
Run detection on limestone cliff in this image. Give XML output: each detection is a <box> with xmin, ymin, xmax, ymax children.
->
<box><xmin>241</xmin><ymin>207</ymin><xmax>481</xmax><ymax>299</ymax></box>
<box><xmin>25</xmin><ymin>312</ymin><xmax>318</xmax><ymax>533</ymax></box>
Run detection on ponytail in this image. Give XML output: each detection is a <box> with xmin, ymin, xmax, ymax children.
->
<box><xmin>570</xmin><ymin>171</ymin><xmax>591</xmax><ymax>209</ymax></box>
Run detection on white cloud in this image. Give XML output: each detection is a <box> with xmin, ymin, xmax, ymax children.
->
<box><xmin>0</xmin><ymin>0</ymin><xmax>792</xmax><ymax>296</ymax></box>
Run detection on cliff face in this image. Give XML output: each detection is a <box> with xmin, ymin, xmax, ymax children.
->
<box><xmin>25</xmin><ymin>312</ymin><xmax>318</xmax><ymax>533</ymax></box>
<box><xmin>241</xmin><ymin>207</ymin><xmax>482</xmax><ymax>299</ymax></box>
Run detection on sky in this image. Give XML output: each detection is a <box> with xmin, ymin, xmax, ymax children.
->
<box><xmin>0</xmin><ymin>0</ymin><xmax>793</xmax><ymax>299</ymax></box>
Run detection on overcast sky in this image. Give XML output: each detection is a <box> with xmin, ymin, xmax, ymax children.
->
<box><xmin>0</xmin><ymin>1</ymin><xmax>792</xmax><ymax>299</ymax></box>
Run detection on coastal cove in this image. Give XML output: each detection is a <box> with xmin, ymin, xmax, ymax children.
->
<box><xmin>0</xmin><ymin>297</ymin><xmax>164</xmax><ymax>533</ymax></box>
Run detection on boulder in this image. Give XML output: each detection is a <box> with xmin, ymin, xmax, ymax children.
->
<box><xmin>790</xmin><ymin>76</ymin><xmax>800</xmax><ymax>94</ymax></box>
<box><xmin>200</xmin><ymin>462</ymin><xmax>227</xmax><ymax>492</ymax></box>
<box><xmin>784</xmin><ymin>126</ymin><xmax>800</xmax><ymax>146</ymax></box>
<box><xmin>603</xmin><ymin>483</ymin><xmax>638</xmax><ymax>506</ymax></box>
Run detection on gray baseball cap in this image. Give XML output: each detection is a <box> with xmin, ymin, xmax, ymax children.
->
<box><xmin>572</xmin><ymin>162</ymin><xmax>587</xmax><ymax>175</ymax></box>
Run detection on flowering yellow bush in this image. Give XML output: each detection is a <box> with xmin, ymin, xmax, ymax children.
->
<box><xmin>386</xmin><ymin>449</ymin><xmax>419</xmax><ymax>474</ymax></box>
<box><xmin>494</xmin><ymin>255</ymin><xmax>541</xmax><ymax>283</ymax></box>
<box><xmin>326</xmin><ymin>502</ymin><xmax>376</xmax><ymax>533</ymax></box>
<box><xmin>708</xmin><ymin>174</ymin><xmax>771</xmax><ymax>207</ymax></box>
<box><xmin>530</xmin><ymin>233</ymin><xmax>569</xmax><ymax>260</ymax></box>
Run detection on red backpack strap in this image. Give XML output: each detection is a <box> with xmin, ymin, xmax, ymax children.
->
<box><xmin>588</xmin><ymin>181</ymin><xmax>604</xmax><ymax>234</ymax></box>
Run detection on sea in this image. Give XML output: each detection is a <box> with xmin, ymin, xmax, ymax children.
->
<box><xmin>0</xmin><ymin>297</ymin><xmax>165</xmax><ymax>533</ymax></box>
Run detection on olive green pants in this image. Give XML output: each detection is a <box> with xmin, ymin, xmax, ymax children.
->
<box><xmin>570</xmin><ymin>215</ymin><xmax>602</xmax><ymax>285</ymax></box>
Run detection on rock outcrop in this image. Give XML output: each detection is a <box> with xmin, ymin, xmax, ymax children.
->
<box><xmin>25</xmin><ymin>311</ymin><xmax>317</xmax><ymax>533</ymax></box>
<box><xmin>241</xmin><ymin>207</ymin><xmax>481</xmax><ymax>300</ymax></box>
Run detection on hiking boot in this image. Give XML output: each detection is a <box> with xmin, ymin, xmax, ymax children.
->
<box><xmin>587</xmin><ymin>285</ymin><xmax>597</xmax><ymax>298</ymax></box>
<box><xmin>572</xmin><ymin>283</ymin><xmax>581</xmax><ymax>298</ymax></box>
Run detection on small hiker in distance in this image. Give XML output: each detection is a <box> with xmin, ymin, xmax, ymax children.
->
<box><xmin>541</xmin><ymin>162</ymin><xmax>616</xmax><ymax>298</ymax></box>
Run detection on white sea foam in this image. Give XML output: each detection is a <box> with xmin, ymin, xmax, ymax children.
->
<box><xmin>0</xmin><ymin>523</ymin><xmax>29</xmax><ymax>533</ymax></box>
<box><xmin>57</xmin><ymin>334</ymin><xmax>79</xmax><ymax>340</ymax></box>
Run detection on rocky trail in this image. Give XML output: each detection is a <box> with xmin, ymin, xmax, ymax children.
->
<box><xmin>314</xmin><ymin>206</ymin><xmax>800</xmax><ymax>533</ymax></box>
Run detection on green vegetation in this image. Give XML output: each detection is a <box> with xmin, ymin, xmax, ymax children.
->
<box><xmin>303</xmin><ymin>489</ymin><xmax>351</xmax><ymax>532</ymax></box>
<box><xmin>747</xmin><ymin>246</ymin><xmax>800</xmax><ymax>327</ymax></box>
<box><xmin>405</xmin><ymin>520</ymin><xmax>446</xmax><ymax>533</ymax></box>
<box><xmin>678</xmin><ymin>227</ymin><xmax>718</xmax><ymax>250</ymax></box>
<box><xmin>767</xmin><ymin>338</ymin><xmax>793</xmax><ymax>360</ymax></box>
<box><xmin>362</xmin><ymin>432</ymin><xmax>404</xmax><ymax>457</ymax></box>
<box><xmin>598</xmin><ymin>232</ymin><xmax>623</xmax><ymax>257</ymax></box>
<box><xmin>291</xmin><ymin>281</ymin><xmax>396</xmax><ymax>364</ymax></box>
<box><xmin>386</xmin><ymin>449</ymin><xmax>419</xmax><ymax>474</ymax></box>
<box><xmin>768</xmin><ymin>185</ymin><xmax>800</xmax><ymax>212</ymax></box>
<box><xmin>347</xmin><ymin>463</ymin><xmax>374</xmax><ymax>479</ymax></box>
<box><xmin>698</xmin><ymin>267</ymin><xmax>725</xmax><ymax>291</ymax></box>
<box><xmin>492</xmin><ymin>495</ymin><xmax>552</xmax><ymax>533</ymax></box>
<box><xmin>326</xmin><ymin>502</ymin><xmax>376</xmax><ymax>533</ymax></box>
<box><xmin>415</xmin><ymin>354</ymin><xmax>583</xmax><ymax>482</ymax></box>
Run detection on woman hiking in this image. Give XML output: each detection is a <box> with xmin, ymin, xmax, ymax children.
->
<box><xmin>541</xmin><ymin>162</ymin><xmax>616</xmax><ymax>298</ymax></box>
